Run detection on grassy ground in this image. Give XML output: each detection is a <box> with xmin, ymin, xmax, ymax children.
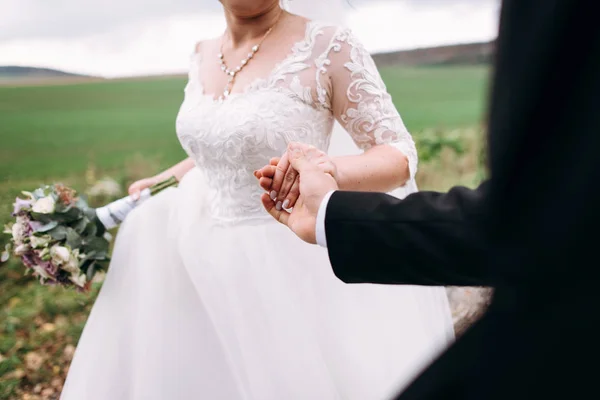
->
<box><xmin>0</xmin><ymin>65</ymin><xmax>490</xmax><ymax>399</ymax></box>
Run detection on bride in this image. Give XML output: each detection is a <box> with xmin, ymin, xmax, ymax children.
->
<box><xmin>61</xmin><ymin>1</ymin><xmax>454</xmax><ymax>399</ymax></box>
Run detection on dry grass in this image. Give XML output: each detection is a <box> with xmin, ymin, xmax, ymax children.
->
<box><xmin>416</xmin><ymin>125</ymin><xmax>487</xmax><ymax>191</ymax></box>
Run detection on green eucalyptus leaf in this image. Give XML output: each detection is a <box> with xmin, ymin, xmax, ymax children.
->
<box><xmin>48</xmin><ymin>226</ymin><xmax>68</xmax><ymax>241</ymax></box>
<box><xmin>77</xmin><ymin>196</ymin><xmax>90</xmax><ymax>207</ymax></box>
<box><xmin>82</xmin><ymin>237</ymin><xmax>110</xmax><ymax>254</ymax></box>
<box><xmin>54</xmin><ymin>200</ymin><xmax>69</xmax><ymax>213</ymax></box>
<box><xmin>37</xmin><ymin>220</ymin><xmax>59</xmax><ymax>233</ymax></box>
<box><xmin>83</xmin><ymin>208</ymin><xmax>97</xmax><ymax>220</ymax></box>
<box><xmin>30</xmin><ymin>212</ymin><xmax>54</xmax><ymax>224</ymax></box>
<box><xmin>73</xmin><ymin>218</ymin><xmax>87</xmax><ymax>234</ymax></box>
<box><xmin>82</xmin><ymin>220</ymin><xmax>98</xmax><ymax>237</ymax></box>
<box><xmin>79</xmin><ymin>251</ymin><xmax>97</xmax><ymax>267</ymax></box>
<box><xmin>65</xmin><ymin>228</ymin><xmax>82</xmax><ymax>249</ymax></box>
<box><xmin>50</xmin><ymin>207</ymin><xmax>82</xmax><ymax>223</ymax></box>
<box><xmin>86</xmin><ymin>261</ymin><xmax>97</xmax><ymax>281</ymax></box>
<box><xmin>90</xmin><ymin>249</ymin><xmax>108</xmax><ymax>260</ymax></box>
<box><xmin>32</xmin><ymin>188</ymin><xmax>46</xmax><ymax>199</ymax></box>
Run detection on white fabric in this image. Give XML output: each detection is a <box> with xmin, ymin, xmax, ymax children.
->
<box><xmin>316</xmin><ymin>190</ymin><xmax>335</xmax><ymax>247</ymax></box>
<box><xmin>95</xmin><ymin>188</ymin><xmax>152</xmax><ymax>229</ymax></box>
<box><xmin>61</xmin><ymin>20</ymin><xmax>454</xmax><ymax>400</ymax></box>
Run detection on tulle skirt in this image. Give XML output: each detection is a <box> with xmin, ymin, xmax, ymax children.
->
<box><xmin>61</xmin><ymin>168</ymin><xmax>454</xmax><ymax>400</ymax></box>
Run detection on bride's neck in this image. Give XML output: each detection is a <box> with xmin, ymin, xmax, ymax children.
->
<box><xmin>223</xmin><ymin>5</ymin><xmax>284</xmax><ymax>48</ymax></box>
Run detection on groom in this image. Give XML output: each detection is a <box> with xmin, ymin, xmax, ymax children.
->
<box><xmin>259</xmin><ymin>0</ymin><xmax>600</xmax><ymax>399</ymax></box>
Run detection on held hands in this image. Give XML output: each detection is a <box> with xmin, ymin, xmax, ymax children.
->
<box><xmin>255</xmin><ymin>142</ymin><xmax>339</xmax><ymax>244</ymax></box>
<box><xmin>255</xmin><ymin>144</ymin><xmax>338</xmax><ymax>211</ymax></box>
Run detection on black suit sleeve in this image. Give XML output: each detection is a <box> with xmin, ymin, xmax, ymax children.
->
<box><xmin>325</xmin><ymin>181</ymin><xmax>491</xmax><ymax>286</ymax></box>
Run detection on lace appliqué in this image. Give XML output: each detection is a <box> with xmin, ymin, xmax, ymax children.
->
<box><xmin>175</xmin><ymin>22</ymin><xmax>418</xmax><ymax>222</ymax></box>
<box><xmin>326</xmin><ymin>28</ymin><xmax>418</xmax><ymax>179</ymax></box>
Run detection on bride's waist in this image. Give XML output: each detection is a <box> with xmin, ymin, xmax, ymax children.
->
<box><xmin>180</xmin><ymin>167</ymin><xmax>273</xmax><ymax>223</ymax></box>
<box><xmin>204</xmin><ymin>187</ymin><xmax>271</xmax><ymax>223</ymax></box>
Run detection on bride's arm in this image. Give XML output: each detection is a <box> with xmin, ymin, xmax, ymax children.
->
<box><xmin>153</xmin><ymin>157</ymin><xmax>195</xmax><ymax>182</ymax></box>
<box><xmin>128</xmin><ymin>158</ymin><xmax>195</xmax><ymax>199</ymax></box>
<box><xmin>327</xmin><ymin>29</ymin><xmax>417</xmax><ymax>193</ymax></box>
<box><xmin>262</xmin><ymin>28</ymin><xmax>417</xmax><ymax>208</ymax></box>
<box><xmin>332</xmin><ymin>147</ymin><xmax>409</xmax><ymax>193</ymax></box>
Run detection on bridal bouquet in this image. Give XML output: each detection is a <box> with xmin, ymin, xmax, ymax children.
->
<box><xmin>1</xmin><ymin>177</ymin><xmax>177</xmax><ymax>291</ymax></box>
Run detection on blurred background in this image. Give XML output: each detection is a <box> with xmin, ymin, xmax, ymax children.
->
<box><xmin>0</xmin><ymin>0</ymin><xmax>498</xmax><ymax>398</ymax></box>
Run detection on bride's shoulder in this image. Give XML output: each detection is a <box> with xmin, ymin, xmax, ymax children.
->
<box><xmin>192</xmin><ymin>37</ymin><xmax>220</xmax><ymax>58</ymax></box>
<box><xmin>305</xmin><ymin>20</ymin><xmax>345</xmax><ymax>36</ymax></box>
<box><xmin>300</xmin><ymin>21</ymin><xmax>366</xmax><ymax>61</ymax></box>
<box><xmin>304</xmin><ymin>20</ymin><xmax>361</xmax><ymax>47</ymax></box>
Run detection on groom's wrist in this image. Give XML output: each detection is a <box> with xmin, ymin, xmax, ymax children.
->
<box><xmin>315</xmin><ymin>190</ymin><xmax>336</xmax><ymax>248</ymax></box>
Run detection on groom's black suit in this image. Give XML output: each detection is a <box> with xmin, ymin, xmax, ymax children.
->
<box><xmin>324</xmin><ymin>0</ymin><xmax>600</xmax><ymax>398</ymax></box>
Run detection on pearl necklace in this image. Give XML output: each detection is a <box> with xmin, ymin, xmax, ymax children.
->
<box><xmin>217</xmin><ymin>12</ymin><xmax>283</xmax><ymax>101</ymax></box>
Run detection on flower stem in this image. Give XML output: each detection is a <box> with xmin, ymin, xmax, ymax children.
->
<box><xmin>149</xmin><ymin>176</ymin><xmax>178</xmax><ymax>196</ymax></box>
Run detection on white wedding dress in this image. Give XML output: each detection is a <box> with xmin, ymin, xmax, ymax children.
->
<box><xmin>61</xmin><ymin>22</ymin><xmax>454</xmax><ymax>400</ymax></box>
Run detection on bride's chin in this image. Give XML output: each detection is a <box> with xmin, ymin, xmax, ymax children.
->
<box><xmin>219</xmin><ymin>0</ymin><xmax>281</xmax><ymax>19</ymax></box>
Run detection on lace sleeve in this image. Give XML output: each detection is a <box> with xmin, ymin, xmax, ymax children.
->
<box><xmin>326</xmin><ymin>29</ymin><xmax>418</xmax><ymax>181</ymax></box>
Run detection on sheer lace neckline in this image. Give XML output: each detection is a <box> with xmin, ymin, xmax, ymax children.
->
<box><xmin>193</xmin><ymin>20</ymin><xmax>319</xmax><ymax>103</ymax></box>
<box><xmin>177</xmin><ymin>22</ymin><xmax>419</xmax><ymax>221</ymax></box>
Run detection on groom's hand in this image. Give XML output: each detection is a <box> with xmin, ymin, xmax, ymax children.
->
<box><xmin>260</xmin><ymin>143</ymin><xmax>338</xmax><ymax>244</ymax></box>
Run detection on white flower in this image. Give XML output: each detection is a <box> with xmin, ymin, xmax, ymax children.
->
<box><xmin>62</xmin><ymin>251</ymin><xmax>81</xmax><ymax>274</ymax></box>
<box><xmin>30</xmin><ymin>235</ymin><xmax>51</xmax><ymax>249</ymax></box>
<box><xmin>50</xmin><ymin>246</ymin><xmax>70</xmax><ymax>265</ymax></box>
<box><xmin>62</xmin><ymin>259</ymin><xmax>80</xmax><ymax>274</ymax></box>
<box><xmin>50</xmin><ymin>246</ymin><xmax>80</xmax><ymax>274</ymax></box>
<box><xmin>38</xmin><ymin>247</ymin><xmax>50</xmax><ymax>261</ymax></box>
<box><xmin>32</xmin><ymin>196</ymin><xmax>56</xmax><ymax>214</ymax></box>
<box><xmin>21</xmin><ymin>191</ymin><xmax>35</xmax><ymax>200</ymax></box>
<box><xmin>70</xmin><ymin>273</ymin><xmax>87</xmax><ymax>287</ymax></box>
<box><xmin>11</xmin><ymin>219</ymin><xmax>28</xmax><ymax>243</ymax></box>
<box><xmin>32</xmin><ymin>265</ymin><xmax>51</xmax><ymax>280</ymax></box>
<box><xmin>14</xmin><ymin>244</ymin><xmax>31</xmax><ymax>256</ymax></box>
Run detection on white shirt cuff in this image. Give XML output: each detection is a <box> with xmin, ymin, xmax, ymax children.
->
<box><xmin>315</xmin><ymin>191</ymin><xmax>335</xmax><ymax>248</ymax></box>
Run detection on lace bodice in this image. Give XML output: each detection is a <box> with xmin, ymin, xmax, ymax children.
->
<box><xmin>176</xmin><ymin>21</ymin><xmax>417</xmax><ymax>222</ymax></box>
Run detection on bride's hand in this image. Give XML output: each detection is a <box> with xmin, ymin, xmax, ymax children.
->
<box><xmin>128</xmin><ymin>176</ymin><xmax>160</xmax><ymax>200</ymax></box>
<box><xmin>255</xmin><ymin>157</ymin><xmax>280</xmax><ymax>191</ymax></box>
<box><xmin>256</xmin><ymin>145</ymin><xmax>337</xmax><ymax>210</ymax></box>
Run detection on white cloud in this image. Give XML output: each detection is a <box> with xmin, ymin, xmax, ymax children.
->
<box><xmin>0</xmin><ymin>0</ymin><xmax>500</xmax><ymax>78</ymax></box>
<box><xmin>0</xmin><ymin>0</ymin><xmax>211</xmax><ymax>41</ymax></box>
<box><xmin>349</xmin><ymin>1</ymin><xmax>500</xmax><ymax>53</ymax></box>
<box><xmin>0</xmin><ymin>13</ymin><xmax>225</xmax><ymax>77</ymax></box>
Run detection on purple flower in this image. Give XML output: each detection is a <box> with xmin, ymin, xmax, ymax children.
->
<box><xmin>28</xmin><ymin>221</ymin><xmax>44</xmax><ymax>232</ymax></box>
<box><xmin>21</xmin><ymin>252</ymin><xmax>36</xmax><ymax>269</ymax></box>
<box><xmin>40</xmin><ymin>260</ymin><xmax>59</xmax><ymax>277</ymax></box>
<box><xmin>29</xmin><ymin>251</ymin><xmax>58</xmax><ymax>280</ymax></box>
<box><xmin>12</xmin><ymin>197</ymin><xmax>33</xmax><ymax>216</ymax></box>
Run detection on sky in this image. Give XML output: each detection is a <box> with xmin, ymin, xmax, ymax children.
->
<box><xmin>0</xmin><ymin>0</ymin><xmax>501</xmax><ymax>78</ymax></box>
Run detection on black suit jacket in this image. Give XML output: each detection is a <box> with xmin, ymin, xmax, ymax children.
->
<box><xmin>325</xmin><ymin>0</ymin><xmax>600</xmax><ymax>398</ymax></box>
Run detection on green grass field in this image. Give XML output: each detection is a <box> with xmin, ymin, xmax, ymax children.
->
<box><xmin>0</xmin><ymin>65</ymin><xmax>490</xmax><ymax>399</ymax></box>
<box><xmin>0</xmin><ymin>66</ymin><xmax>489</xmax><ymax>179</ymax></box>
